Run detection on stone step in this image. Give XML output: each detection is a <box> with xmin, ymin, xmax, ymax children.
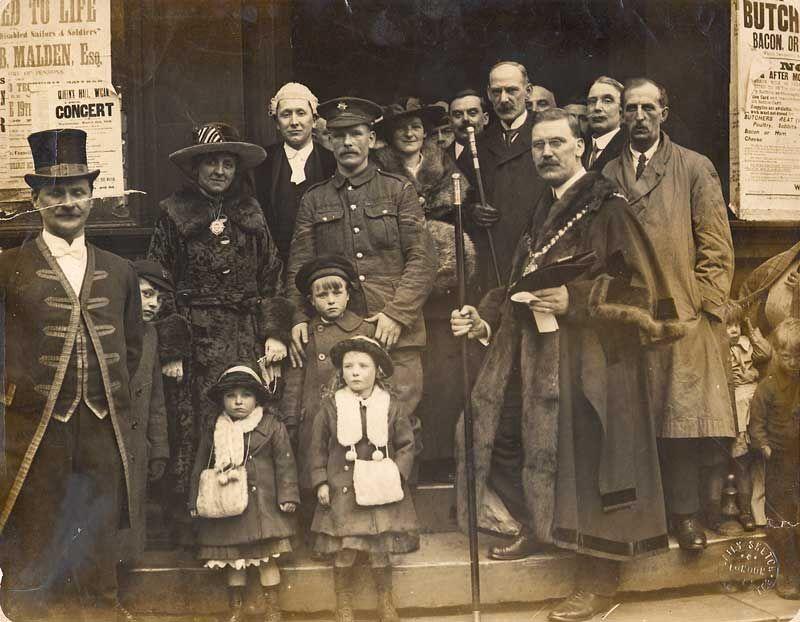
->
<box><xmin>121</xmin><ymin>529</ymin><xmax>770</xmax><ymax>617</ymax></box>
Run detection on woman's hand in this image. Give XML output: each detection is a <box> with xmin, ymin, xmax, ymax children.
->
<box><xmin>280</xmin><ymin>502</ymin><xmax>297</xmax><ymax>513</ymax></box>
<box><xmin>162</xmin><ymin>359</ymin><xmax>184</xmax><ymax>382</ymax></box>
<box><xmin>263</xmin><ymin>338</ymin><xmax>287</xmax><ymax>364</ymax></box>
<box><xmin>450</xmin><ymin>306</ymin><xmax>488</xmax><ymax>340</ymax></box>
<box><xmin>528</xmin><ymin>286</ymin><xmax>569</xmax><ymax>316</ymax></box>
<box><xmin>317</xmin><ymin>483</ymin><xmax>331</xmax><ymax>507</ymax></box>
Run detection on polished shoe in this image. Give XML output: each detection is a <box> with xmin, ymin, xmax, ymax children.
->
<box><xmin>488</xmin><ymin>533</ymin><xmax>542</xmax><ymax>560</ymax></box>
<box><xmin>674</xmin><ymin>517</ymin><xmax>707</xmax><ymax>551</ymax></box>
<box><xmin>739</xmin><ymin>513</ymin><xmax>756</xmax><ymax>532</ymax></box>
<box><xmin>548</xmin><ymin>589</ymin><xmax>614</xmax><ymax>621</ymax></box>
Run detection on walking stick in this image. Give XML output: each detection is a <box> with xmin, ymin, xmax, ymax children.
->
<box><xmin>467</xmin><ymin>126</ymin><xmax>503</xmax><ymax>288</ymax></box>
<box><xmin>452</xmin><ymin>172</ymin><xmax>482</xmax><ymax>622</ymax></box>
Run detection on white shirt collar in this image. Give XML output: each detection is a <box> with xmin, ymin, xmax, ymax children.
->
<box><xmin>407</xmin><ymin>153</ymin><xmax>423</xmax><ymax>178</ymax></box>
<box><xmin>501</xmin><ymin>110</ymin><xmax>528</xmax><ymax>131</ymax></box>
<box><xmin>630</xmin><ymin>136</ymin><xmax>660</xmax><ymax>163</ymax></box>
<box><xmin>593</xmin><ymin>126</ymin><xmax>620</xmax><ymax>151</ymax></box>
<box><xmin>42</xmin><ymin>229</ymin><xmax>86</xmax><ymax>254</ymax></box>
<box><xmin>454</xmin><ymin>142</ymin><xmax>465</xmax><ymax>160</ymax></box>
<box><xmin>553</xmin><ymin>167</ymin><xmax>587</xmax><ymax>200</ymax></box>
<box><xmin>284</xmin><ymin>140</ymin><xmax>314</xmax><ymax>160</ymax></box>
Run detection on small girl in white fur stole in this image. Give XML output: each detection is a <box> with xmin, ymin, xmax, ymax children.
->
<box><xmin>190</xmin><ymin>362</ymin><xmax>299</xmax><ymax>622</ymax></box>
<box><xmin>309</xmin><ymin>336</ymin><xmax>418</xmax><ymax>622</ymax></box>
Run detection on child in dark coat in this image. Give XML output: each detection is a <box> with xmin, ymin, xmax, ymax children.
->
<box><xmin>283</xmin><ymin>255</ymin><xmax>374</xmax><ymax>508</ymax></box>
<box><xmin>190</xmin><ymin>363</ymin><xmax>299</xmax><ymax>622</ymax></box>
<box><xmin>748</xmin><ymin>318</ymin><xmax>800</xmax><ymax>599</ymax></box>
<box><xmin>310</xmin><ymin>336</ymin><xmax>418</xmax><ymax>622</ymax></box>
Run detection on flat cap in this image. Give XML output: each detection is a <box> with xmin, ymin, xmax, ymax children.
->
<box><xmin>295</xmin><ymin>254</ymin><xmax>358</xmax><ymax>296</ymax></box>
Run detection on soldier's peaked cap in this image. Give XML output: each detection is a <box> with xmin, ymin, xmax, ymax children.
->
<box><xmin>317</xmin><ymin>97</ymin><xmax>383</xmax><ymax>129</ymax></box>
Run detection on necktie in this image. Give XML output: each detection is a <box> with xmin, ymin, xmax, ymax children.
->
<box><xmin>503</xmin><ymin>129</ymin><xmax>518</xmax><ymax>147</ymax></box>
<box><xmin>635</xmin><ymin>153</ymin><xmax>647</xmax><ymax>180</ymax></box>
<box><xmin>588</xmin><ymin>144</ymin><xmax>600</xmax><ymax>168</ymax></box>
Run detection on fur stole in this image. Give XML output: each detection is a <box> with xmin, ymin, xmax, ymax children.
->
<box><xmin>161</xmin><ymin>183</ymin><xmax>267</xmax><ymax>239</ymax></box>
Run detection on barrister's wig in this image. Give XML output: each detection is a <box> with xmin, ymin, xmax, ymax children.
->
<box><xmin>330</xmin><ymin>336</ymin><xmax>394</xmax><ymax>378</ymax></box>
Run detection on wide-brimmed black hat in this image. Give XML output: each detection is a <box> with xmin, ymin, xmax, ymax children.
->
<box><xmin>24</xmin><ymin>128</ymin><xmax>101</xmax><ymax>188</ymax></box>
<box><xmin>330</xmin><ymin>336</ymin><xmax>393</xmax><ymax>378</ymax></box>
<box><xmin>295</xmin><ymin>254</ymin><xmax>359</xmax><ymax>297</ymax></box>
<box><xmin>207</xmin><ymin>362</ymin><xmax>271</xmax><ymax>405</ymax></box>
<box><xmin>374</xmin><ymin>103</ymin><xmax>447</xmax><ymax>138</ymax></box>
<box><xmin>169</xmin><ymin>123</ymin><xmax>266</xmax><ymax>176</ymax></box>
<box><xmin>133</xmin><ymin>260</ymin><xmax>175</xmax><ymax>293</ymax></box>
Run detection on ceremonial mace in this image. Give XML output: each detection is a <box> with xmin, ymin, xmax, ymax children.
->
<box><xmin>467</xmin><ymin>126</ymin><xmax>502</xmax><ymax>288</ymax></box>
<box><xmin>453</xmin><ymin>172</ymin><xmax>482</xmax><ymax>622</ymax></box>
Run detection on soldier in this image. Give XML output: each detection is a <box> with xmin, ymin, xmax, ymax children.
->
<box><xmin>286</xmin><ymin>97</ymin><xmax>438</xmax><ymax>463</ymax></box>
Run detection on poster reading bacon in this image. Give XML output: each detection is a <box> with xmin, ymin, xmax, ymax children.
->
<box><xmin>731</xmin><ymin>0</ymin><xmax>800</xmax><ymax>219</ymax></box>
<box><xmin>0</xmin><ymin>0</ymin><xmax>119</xmax><ymax>204</ymax></box>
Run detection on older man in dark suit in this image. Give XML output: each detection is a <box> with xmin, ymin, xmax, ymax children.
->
<box><xmin>458</xmin><ymin>61</ymin><xmax>548</xmax><ymax>295</ymax></box>
<box><xmin>582</xmin><ymin>76</ymin><xmax>627</xmax><ymax>171</ymax></box>
<box><xmin>0</xmin><ymin>129</ymin><xmax>143</xmax><ymax>621</ymax></box>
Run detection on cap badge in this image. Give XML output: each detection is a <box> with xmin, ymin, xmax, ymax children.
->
<box><xmin>337</xmin><ymin>101</ymin><xmax>348</xmax><ymax>111</ymax></box>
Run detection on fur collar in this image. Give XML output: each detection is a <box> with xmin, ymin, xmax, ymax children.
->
<box><xmin>161</xmin><ymin>184</ymin><xmax>266</xmax><ymax>238</ymax></box>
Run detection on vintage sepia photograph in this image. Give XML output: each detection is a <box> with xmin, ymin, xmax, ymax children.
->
<box><xmin>0</xmin><ymin>1</ymin><xmax>799</xmax><ymax>620</ymax></box>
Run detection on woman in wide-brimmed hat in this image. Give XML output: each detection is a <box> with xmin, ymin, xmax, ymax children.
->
<box><xmin>372</xmin><ymin>102</ymin><xmax>477</xmax><ymax>472</ymax></box>
<box><xmin>147</xmin><ymin>122</ymin><xmax>294</xmax><ymax>541</ymax></box>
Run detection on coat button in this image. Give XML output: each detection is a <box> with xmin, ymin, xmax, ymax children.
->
<box><xmin>344</xmin><ymin>465</ymin><xmax>349</xmax><ymax>471</ymax></box>
<box><xmin>251</xmin><ymin>486</ymin><xmax>257</xmax><ymax>492</ymax></box>
<box><xmin>359</xmin><ymin>275</ymin><xmax>365</xmax><ymax>282</ymax></box>
<box><xmin>343</xmin><ymin>486</ymin><xmax>348</xmax><ymax>493</ymax></box>
<box><xmin>356</xmin><ymin>252</ymin><xmax>363</xmax><ymax>259</ymax></box>
<box><xmin>382</xmin><ymin>209</ymin><xmax>388</xmax><ymax>214</ymax></box>
<box><xmin>318</xmin><ymin>353</ymin><xmax>326</xmax><ymax>361</ymax></box>
<box><xmin>131</xmin><ymin>421</ymin><xmax>138</xmax><ymax>429</ymax></box>
<box><xmin>317</xmin><ymin>324</ymin><xmax>324</xmax><ymax>332</ymax></box>
<box><xmin>322</xmin><ymin>216</ymin><xmax>328</xmax><ymax>222</ymax></box>
<box><xmin>350</xmin><ymin>204</ymin><xmax>357</xmax><ymax>210</ymax></box>
<box><xmin>353</xmin><ymin>227</ymin><xmax>360</xmax><ymax>234</ymax></box>
<box><xmin>347</xmin><ymin>185</ymin><xmax>353</xmax><ymax>191</ymax></box>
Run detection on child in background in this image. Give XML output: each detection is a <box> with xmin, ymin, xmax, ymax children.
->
<box><xmin>118</xmin><ymin>260</ymin><xmax>172</xmax><ymax>560</ymax></box>
<box><xmin>310</xmin><ymin>337</ymin><xmax>418</xmax><ymax>622</ymax></box>
<box><xmin>282</xmin><ymin>255</ymin><xmax>374</xmax><ymax>528</ymax></box>
<box><xmin>725</xmin><ymin>300</ymin><xmax>770</xmax><ymax>531</ymax></box>
<box><xmin>748</xmin><ymin>318</ymin><xmax>800</xmax><ymax>599</ymax></box>
<box><xmin>190</xmin><ymin>363</ymin><xmax>299</xmax><ymax>622</ymax></box>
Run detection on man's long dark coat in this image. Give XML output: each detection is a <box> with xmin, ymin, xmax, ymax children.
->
<box><xmin>456</xmin><ymin>172</ymin><xmax>685</xmax><ymax>560</ymax></box>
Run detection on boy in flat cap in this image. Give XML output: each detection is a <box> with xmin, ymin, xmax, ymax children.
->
<box><xmin>255</xmin><ymin>82</ymin><xmax>336</xmax><ymax>269</ymax></box>
<box><xmin>0</xmin><ymin>128</ymin><xmax>143</xmax><ymax>621</ymax></box>
<box><xmin>286</xmin><ymin>98</ymin><xmax>438</xmax><ymax>468</ymax></box>
<box><xmin>282</xmin><ymin>254</ymin><xmax>375</xmax><ymax>531</ymax></box>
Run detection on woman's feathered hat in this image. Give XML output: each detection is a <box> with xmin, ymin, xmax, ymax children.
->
<box><xmin>169</xmin><ymin>122</ymin><xmax>266</xmax><ymax>177</ymax></box>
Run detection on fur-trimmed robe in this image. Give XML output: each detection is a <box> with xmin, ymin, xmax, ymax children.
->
<box><xmin>147</xmin><ymin>180</ymin><xmax>293</xmax><ymax>498</ymax></box>
<box><xmin>456</xmin><ymin>172</ymin><xmax>685</xmax><ymax>560</ymax></box>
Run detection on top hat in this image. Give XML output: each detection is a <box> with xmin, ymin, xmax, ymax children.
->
<box><xmin>317</xmin><ymin>97</ymin><xmax>384</xmax><ymax>130</ymax></box>
<box><xmin>373</xmin><ymin>103</ymin><xmax>447</xmax><ymax>138</ymax></box>
<box><xmin>169</xmin><ymin>123</ymin><xmax>266</xmax><ymax>176</ymax></box>
<box><xmin>24</xmin><ymin>128</ymin><xmax>101</xmax><ymax>188</ymax></box>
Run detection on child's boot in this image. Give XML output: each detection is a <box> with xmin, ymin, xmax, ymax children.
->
<box><xmin>262</xmin><ymin>585</ymin><xmax>283</xmax><ymax>622</ymax></box>
<box><xmin>223</xmin><ymin>586</ymin><xmax>246</xmax><ymax>622</ymax></box>
<box><xmin>333</xmin><ymin>567</ymin><xmax>355</xmax><ymax>622</ymax></box>
<box><xmin>372</xmin><ymin>566</ymin><xmax>400</xmax><ymax>622</ymax></box>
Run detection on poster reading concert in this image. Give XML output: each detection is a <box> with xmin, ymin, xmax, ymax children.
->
<box><xmin>731</xmin><ymin>0</ymin><xmax>800</xmax><ymax>220</ymax></box>
<box><xmin>0</xmin><ymin>0</ymin><xmax>121</xmax><ymax>205</ymax></box>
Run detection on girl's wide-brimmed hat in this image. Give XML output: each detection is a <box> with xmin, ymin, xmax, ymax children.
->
<box><xmin>207</xmin><ymin>362</ymin><xmax>271</xmax><ymax>405</ymax></box>
<box><xmin>330</xmin><ymin>336</ymin><xmax>394</xmax><ymax>378</ymax></box>
<box><xmin>169</xmin><ymin>123</ymin><xmax>266</xmax><ymax>176</ymax></box>
<box><xmin>373</xmin><ymin>103</ymin><xmax>447</xmax><ymax>138</ymax></box>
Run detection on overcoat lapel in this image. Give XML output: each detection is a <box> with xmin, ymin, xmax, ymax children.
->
<box><xmin>618</xmin><ymin>135</ymin><xmax>671</xmax><ymax>210</ymax></box>
<box><xmin>485</xmin><ymin>116</ymin><xmax>533</xmax><ymax>166</ymax></box>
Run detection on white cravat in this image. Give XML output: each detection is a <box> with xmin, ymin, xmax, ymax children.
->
<box><xmin>42</xmin><ymin>229</ymin><xmax>87</xmax><ymax>295</ymax></box>
<box><xmin>284</xmin><ymin>141</ymin><xmax>314</xmax><ymax>184</ymax></box>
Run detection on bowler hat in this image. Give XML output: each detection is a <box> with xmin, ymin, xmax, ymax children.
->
<box><xmin>24</xmin><ymin>128</ymin><xmax>101</xmax><ymax>188</ymax></box>
<box><xmin>133</xmin><ymin>260</ymin><xmax>175</xmax><ymax>293</ymax></box>
<box><xmin>330</xmin><ymin>336</ymin><xmax>394</xmax><ymax>378</ymax></box>
<box><xmin>169</xmin><ymin>123</ymin><xmax>266</xmax><ymax>177</ymax></box>
<box><xmin>295</xmin><ymin>254</ymin><xmax>359</xmax><ymax>297</ymax></box>
<box><xmin>207</xmin><ymin>362</ymin><xmax>271</xmax><ymax>405</ymax></box>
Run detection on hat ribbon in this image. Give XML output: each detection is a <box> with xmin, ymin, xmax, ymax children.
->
<box><xmin>218</xmin><ymin>365</ymin><xmax>263</xmax><ymax>384</ymax></box>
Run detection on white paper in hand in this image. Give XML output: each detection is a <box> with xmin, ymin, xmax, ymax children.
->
<box><xmin>510</xmin><ymin>292</ymin><xmax>559</xmax><ymax>333</ymax></box>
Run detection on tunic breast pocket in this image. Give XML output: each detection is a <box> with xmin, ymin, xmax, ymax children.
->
<box><xmin>313</xmin><ymin>205</ymin><xmax>345</xmax><ymax>251</ymax></box>
<box><xmin>364</xmin><ymin>201</ymin><xmax>399</xmax><ymax>249</ymax></box>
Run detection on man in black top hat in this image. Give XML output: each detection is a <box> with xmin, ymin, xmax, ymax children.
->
<box><xmin>0</xmin><ymin>128</ymin><xmax>143</xmax><ymax>621</ymax></box>
<box><xmin>285</xmin><ymin>97</ymin><xmax>437</xmax><ymax>460</ymax></box>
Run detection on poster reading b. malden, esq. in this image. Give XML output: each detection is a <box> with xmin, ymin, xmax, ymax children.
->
<box><xmin>0</xmin><ymin>0</ymin><xmax>122</xmax><ymax>205</ymax></box>
<box><xmin>731</xmin><ymin>0</ymin><xmax>800</xmax><ymax>220</ymax></box>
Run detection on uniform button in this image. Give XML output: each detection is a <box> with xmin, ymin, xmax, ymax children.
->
<box><xmin>251</xmin><ymin>486</ymin><xmax>257</xmax><ymax>492</ymax></box>
<box><xmin>318</xmin><ymin>353</ymin><xmax>326</xmax><ymax>361</ymax></box>
<box><xmin>316</xmin><ymin>324</ymin><xmax>324</xmax><ymax>332</ymax></box>
<box><xmin>350</xmin><ymin>204</ymin><xmax>357</xmax><ymax>210</ymax></box>
<box><xmin>353</xmin><ymin>227</ymin><xmax>360</xmax><ymax>234</ymax></box>
<box><xmin>347</xmin><ymin>185</ymin><xmax>353</xmax><ymax>190</ymax></box>
<box><xmin>344</xmin><ymin>465</ymin><xmax>349</xmax><ymax>471</ymax></box>
<box><xmin>382</xmin><ymin>209</ymin><xmax>388</xmax><ymax>214</ymax></box>
<box><xmin>343</xmin><ymin>486</ymin><xmax>348</xmax><ymax>493</ymax></box>
<box><xmin>322</xmin><ymin>216</ymin><xmax>328</xmax><ymax>222</ymax></box>
<box><xmin>359</xmin><ymin>275</ymin><xmax>365</xmax><ymax>282</ymax></box>
<box><xmin>356</xmin><ymin>252</ymin><xmax>363</xmax><ymax>259</ymax></box>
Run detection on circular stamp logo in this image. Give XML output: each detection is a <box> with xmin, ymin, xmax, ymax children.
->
<box><xmin>718</xmin><ymin>538</ymin><xmax>778</xmax><ymax>593</ymax></box>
